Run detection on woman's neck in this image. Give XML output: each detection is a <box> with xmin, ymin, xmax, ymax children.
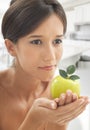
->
<box><xmin>9</xmin><ymin>66</ymin><xmax>49</xmax><ymax>100</ymax></box>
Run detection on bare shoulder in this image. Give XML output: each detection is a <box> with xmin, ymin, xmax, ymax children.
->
<box><xmin>0</xmin><ymin>69</ymin><xmax>9</xmax><ymax>89</ymax></box>
<box><xmin>0</xmin><ymin>69</ymin><xmax>8</xmax><ymax>97</ymax></box>
<box><xmin>0</xmin><ymin>68</ymin><xmax>16</xmax><ymax>128</ymax></box>
<box><xmin>0</xmin><ymin>68</ymin><xmax>10</xmax><ymax>79</ymax></box>
<box><xmin>0</xmin><ymin>68</ymin><xmax>13</xmax><ymax>104</ymax></box>
<box><xmin>0</xmin><ymin>67</ymin><xmax>14</xmax><ymax>87</ymax></box>
<box><xmin>0</xmin><ymin>69</ymin><xmax>8</xmax><ymax>125</ymax></box>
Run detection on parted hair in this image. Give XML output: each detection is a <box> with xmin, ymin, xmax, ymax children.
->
<box><xmin>2</xmin><ymin>0</ymin><xmax>67</xmax><ymax>43</ymax></box>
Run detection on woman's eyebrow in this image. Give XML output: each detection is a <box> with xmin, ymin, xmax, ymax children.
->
<box><xmin>29</xmin><ymin>35</ymin><xmax>43</xmax><ymax>38</ymax></box>
<box><xmin>56</xmin><ymin>35</ymin><xmax>64</xmax><ymax>37</ymax></box>
<box><xmin>28</xmin><ymin>34</ymin><xmax>64</xmax><ymax>38</ymax></box>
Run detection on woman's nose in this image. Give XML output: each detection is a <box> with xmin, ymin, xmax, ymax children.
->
<box><xmin>42</xmin><ymin>45</ymin><xmax>56</xmax><ymax>62</ymax></box>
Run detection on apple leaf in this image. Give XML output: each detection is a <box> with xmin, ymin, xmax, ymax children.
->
<box><xmin>59</xmin><ymin>69</ymin><xmax>68</xmax><ymax>78</ymax></box>
<box><xmin>59</xmin><ymin>65</ymin><xmax>80</xmax><ymax>80</ymax></box>
<box><xmin>67</xmin><ymin>65</ymin><xmax>76</xmax><ymax>74</ymax></box>
<box><xmin>69</xmin><ymin>75</ymin><xmax>80</xmax><ymax>81</ymax></box>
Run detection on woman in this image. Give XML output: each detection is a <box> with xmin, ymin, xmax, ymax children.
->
<box><xmin>0</xmin><ymin>0</ymin><xmax>89</xmax><ymax>130</ymax></box>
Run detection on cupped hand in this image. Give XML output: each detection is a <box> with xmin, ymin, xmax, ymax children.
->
<box><xmin>48</xmin><ymin>96</ymin><xmax>89</xmax><ymax>126</ymax></box>
<box><xmin>54</xmin><ymin>89</ymin><xmax>78</xmax><ymax>106</ymax></box>
<box><xmin>29</xmin><ymin>94</ymin><xmax>89</xmax><ymax>126</ymax></box>
<box><xmin>20</xmin><ymin>93</ymin><xmax>89</xmax><ymax>130</ymax></box>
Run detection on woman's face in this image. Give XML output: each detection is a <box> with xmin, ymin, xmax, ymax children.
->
<box><xmin>14</xmin><ymin>14</ymin><xmax>64</xmax><ymax>81</ymax></box>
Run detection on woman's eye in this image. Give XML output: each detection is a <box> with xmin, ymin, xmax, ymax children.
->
<box><xmin>30</xmin><ymin>39</ymin><xmax>42</xmax><ymax>45</ymax></box>
<box><xmin>53</xmin><ymin>39</ymin><xmax>62</xmax><ymax>44</ymax></box>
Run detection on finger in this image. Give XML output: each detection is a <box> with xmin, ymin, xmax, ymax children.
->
<box><xmin>62</xmin><ymin>107</ymin><xmax>86</xmax><ymax>125</ymax></box>
<box><xmin>55</xmin><ymin>100</ymin><xmax>87</xmax><ymax>126</ymax></box>
<box><xmin>60</xmin><ymin>99</ymin><xmax>88</xmax><ymax>124</ymax></box>
<box><xmin>57</xmin><ymin>97</ymin><xmax>87</xmax><ymax>114</ymax></box>
<box><xmin>59</xmin><ymin>93</ymin><xmax>66</xmax><ymax>106</ymax></box>
<box><xmin>53</xmin><ymin>98</ymin><xmax>89</xmax><ymax>126</ymax></box>
<box><xmin>84</xmin><ymin>97</ymin><xmax>90</xmax><ymax>104</ymax></box>
<box><xmin>65</xmin><ymin>90</ymin><xmax>73</xmax><ymax>104</ymax></box>
<box><xmin>54</xmin><ymin>98</ymin><xmax>60</xmax><ymax>103</ymax></box>
<box><xmin>35</xmin><ymin>98</ymin><xmax>57</xmax><ymax>109</ymax></box>
<box><xmin>72</xmin><ymin>93</ymin><xmax>78</xmax><ymax>102</ymax></box>
<box><xmin>54</xmin><ymin>98</ymin><xmax>60</xmax><ymax>107</ymax></box>
<box><xmin>69</xmin><ymin>99</ymin><xmax>88</xmax><ymax>119</ymax></box>
<box><xmin>68</xmin><ymin>97</ymin><xmax>89</xmax><ymax>116</ymax></box>
<box><xmin>79</xmin><ymin>96</ymin><xmax>90</xmax><ymax>104</ymax></box>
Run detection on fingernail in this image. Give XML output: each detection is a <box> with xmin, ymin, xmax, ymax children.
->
<box><xmin>61</xmin><ymin>94</ymin><xmax>65</xmax><ymax>99</ymax></box>
<box><xmin>67</xmin><ymin>90</ymin><xmax>72</xmax><ymax>93</ymax></box>
<box><xmin>67</xmin><ymin>90</ymin><xmax>72</xmax><ymax>95</ymax></box>
<box><xmin>55</xmin><ymin>98</ymin><xmax>59</xmax><ymax>103</ymax></box>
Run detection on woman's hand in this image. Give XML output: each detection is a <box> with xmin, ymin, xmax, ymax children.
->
<box><xmin>19</xmin><ymin>98</ymin><xmax>58</xmax><ymax>130</ymax></box>
<box><xmin>30</xmin><ymin>91</ymin><xmax>89</xmax><ymax>126</ymax></box>
<box><xmin>54</xmin><ymin>89</ymin><xmax>78</xmax><ymax>106</ymax></box>
<box><xmin>19</xmin><ymin>91</ymin><xmax>89</xmax><ymax>130</ymax></box>
<box><xmin>45</xmin><ymin>98</ymin><xmax>89</xmax><ymax>126</ymax></box>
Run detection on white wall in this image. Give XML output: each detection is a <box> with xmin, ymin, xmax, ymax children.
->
<box><xmin>66</xmin><ymin>3</ymin><xmax>90</xmax><ymax>33</ymax></box>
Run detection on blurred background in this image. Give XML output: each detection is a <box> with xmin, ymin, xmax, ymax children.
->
<box><xmin>0</xmin><ymin>0</ymin><xmax>90</xmax><ymax>130</ymax></box>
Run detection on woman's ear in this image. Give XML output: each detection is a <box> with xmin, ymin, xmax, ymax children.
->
<box><xmin>5</xmin><ymin>39</ymin><xmax>16</xmax><ymax>57</ymax></box>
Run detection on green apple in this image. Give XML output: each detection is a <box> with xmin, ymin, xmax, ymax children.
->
<box><xmin>50</xmin><ymin>65</ymin><xmax>80</xmax><ymax>98</ymax></box>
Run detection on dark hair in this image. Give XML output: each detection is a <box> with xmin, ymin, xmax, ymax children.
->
<box><xmin>10</xmin><ymin>0</ymin><xmax>17</xmax><ymax>6</ymax></box>
<box><xmin>2</xmin><ymin>0</ymin><xmax>67</xmax><ymax>43</ymax></box>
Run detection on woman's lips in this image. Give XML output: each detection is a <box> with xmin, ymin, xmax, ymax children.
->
<box><xmin>38</xmin><ymin>65</ymin><xmax>56</xmax><ymax>71</ymax></box>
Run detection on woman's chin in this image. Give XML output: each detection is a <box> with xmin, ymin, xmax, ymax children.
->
<box><xmin>40</xmin><ymin>74</ymin><xmax>55</xmax><ymax>82</ymax></box>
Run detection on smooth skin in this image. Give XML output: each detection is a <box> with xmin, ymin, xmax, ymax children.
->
<box><xmin>0</xmin><ymin>14</ymin><xmax>89</xmax><ymax>130</ymax></box>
